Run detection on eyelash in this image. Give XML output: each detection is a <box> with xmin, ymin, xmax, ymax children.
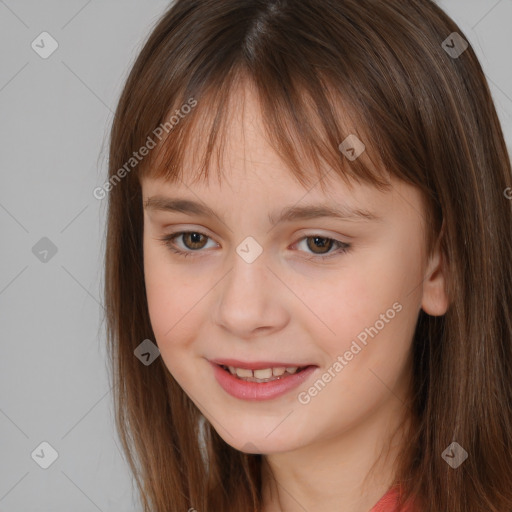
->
<box><xmin>157</xmin><ymin>231</ymin><xmax>351</xmax><ymax>261</ymax></box>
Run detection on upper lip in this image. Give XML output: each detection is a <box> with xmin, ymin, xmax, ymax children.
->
<box><xmin>209</xmin><ymin>358</ymin><xmax>316</xmax><ymax>370</ymax></box>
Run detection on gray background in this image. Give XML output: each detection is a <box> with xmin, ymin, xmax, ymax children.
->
<box><xmin>0</xmin><ymin>1</ymin><xmax>511</xmax><ymax>511</ymax></box>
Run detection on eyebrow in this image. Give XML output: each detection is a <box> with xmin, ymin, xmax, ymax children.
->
<box><xmin>143</xmin><ymin>196</ymin><xmax>381</xmax><ymax>224</ymax></box>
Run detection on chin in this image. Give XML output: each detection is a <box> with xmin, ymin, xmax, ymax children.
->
<box><xmin>211</xmin><ymin>423</ymin><xmax>303</xmax><ymax>454</ymax></box>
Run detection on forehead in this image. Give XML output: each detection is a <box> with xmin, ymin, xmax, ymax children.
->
<box><xmin>138</xmin><ymin>75</ymin><xmax>425</xmax><ymax>226</ymax></box>
<box><xmin>143</xmin><ymin>82</ymin><xmax>368</xmax><ymax>191</ymax></box>
<box><xmin>138</xmin><ymin>72</ymin><xmax>391</xmax><ymax>194</ymax></box>
<box><xmin>140</xmin><ymin>83</ymin><xmax>426</xmax><ymax>237</ymax></box>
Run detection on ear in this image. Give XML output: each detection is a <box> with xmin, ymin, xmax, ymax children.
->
<box><xmin>421</xmin><ymin>234</ymin><xmax>450</xmax><ymax>316</ymax></box>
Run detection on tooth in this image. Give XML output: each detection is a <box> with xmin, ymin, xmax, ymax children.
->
<box><xmin>235</xmin><ymin>368</ymin><xmax>253</xmax><ymax>378</ymax></box>
<box><xmin>253</xmin><ymin>368</ymin><xmax>273</xmax><ymax>379</ymax></box>
<box><xmin>272</xmin><ymin>367</ymin><xmax>286</xmax><ymax>376</ymax></box>
<box><xmin>285</xmin><ymin>367</ymin><xmax>298</xmax><ymax>374</ymax></box>
<box><xmin>228</xmin><ymin>366</ymin><xmax>237</xmax><ymax>375</ymax></box>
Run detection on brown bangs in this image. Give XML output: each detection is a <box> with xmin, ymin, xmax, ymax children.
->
<box><xmin>137</xmin><ymin>66</ymin><xmax>392</xmax><ymax>197</ymax></box>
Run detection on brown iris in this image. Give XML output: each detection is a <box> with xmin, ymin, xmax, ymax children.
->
<box><xmin>306</xmin><ymin>236</ymin><xmax>333</xmax><ymax>254</ymax></box>
<box><xmin>182</xmin><ymin>232</ymin><xmax>208</xmax><ymax>250</ymax></box>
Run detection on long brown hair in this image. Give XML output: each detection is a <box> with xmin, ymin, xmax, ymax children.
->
<box><xmin>103</xmin><ymin>0</ymin><xmax>512</xmax><ymax>510</ymax></box>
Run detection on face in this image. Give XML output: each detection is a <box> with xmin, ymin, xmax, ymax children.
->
<box><xmin>141</xmin><ymin>86</ymin><xmax>446</xmax><ymax>455</ymax></box>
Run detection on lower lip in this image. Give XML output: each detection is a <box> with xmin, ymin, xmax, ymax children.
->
<box><xmin>210</xmin><ymin>362</ymin><xmax>317</xmax><ymax>401</ymax></box>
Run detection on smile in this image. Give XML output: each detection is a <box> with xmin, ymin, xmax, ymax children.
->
<box><xmin>210</xmin><ymin>361</ymin><xmax>318</xmax><ymax>401</ymax></box>
<box><xmin>220</xmin><ymin>364</ymin><xmax>307</xmax><ymax>382</ymax></box>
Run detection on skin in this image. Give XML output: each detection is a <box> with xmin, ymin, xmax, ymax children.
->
<box><xmin>141</xmin><ymin>83</ymin><xmax>449</xmax><ymax>512</ymax></box>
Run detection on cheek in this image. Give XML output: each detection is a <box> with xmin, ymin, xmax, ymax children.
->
<box><xmin>295</xmin><ymin>288</ymin><xmax>416</xmax><ymax>436</ymax></box>
<box><xmin>306</xmin><ymin>239</ymin><xmax>423</xmax><ymax>384</ymax></box>
<box><xmin>307</xmin><ymin>258</ymin><xmax>416</xmax><ymax>347</ymax></box>
<box><xmin>143</xmin><ymin>240</ymin><xmax>202</xmax><ymax>361</ymax></box>
<box><xmin>144</xmin><ymin>241</ymin><xmax>172</xmax><ymax>334</ymax></box>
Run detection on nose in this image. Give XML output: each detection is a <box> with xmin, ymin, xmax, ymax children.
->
<box><xmin>213</xmin><ymin>250</ymin><xmax>290</xmax><ymax>339</ymax></box>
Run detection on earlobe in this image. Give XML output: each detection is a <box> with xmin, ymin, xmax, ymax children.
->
<box><xmin>421</xmin><ymin>241</ymin><xmax>450</xmax><ymax>317</ymax></box>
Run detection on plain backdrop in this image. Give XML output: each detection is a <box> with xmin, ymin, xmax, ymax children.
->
<box><xmin>0</xmin><ymin>1</ymin><xmax>511</xmax><ymax>510</ymax></box>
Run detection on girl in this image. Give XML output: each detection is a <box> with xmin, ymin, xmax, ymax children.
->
<box><xmin>103</xmin><ymin>1</ymin><xmax>512</xmax><ymax>511</ymax></box>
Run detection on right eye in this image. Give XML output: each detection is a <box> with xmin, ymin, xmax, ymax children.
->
<box><xmin>157</xmin><ymin>231</ymin><xmax>218</xmax><ymax>258</ymax></box>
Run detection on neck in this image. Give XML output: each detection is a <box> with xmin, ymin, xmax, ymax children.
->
<box><xmin>260</xmin><ymin>397</ymin><xmax>411</xmax><ymax>512</ymax></box>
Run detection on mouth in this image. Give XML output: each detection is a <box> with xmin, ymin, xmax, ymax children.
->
<box><xmin>209</xmin><ymin>360</ymin><xmax>318</xmax><ymax>401</ymax></box>
<box><xmin>217</xmin><ymin>363</ymin><xmax>312</xmax><ymax>383</ymax></box>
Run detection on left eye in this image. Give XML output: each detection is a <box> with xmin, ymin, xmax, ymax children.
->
<box><xmin>157</xmin><ymin>231</ymin><xmax>351</xmax><ymax>260</ymax></box>
<box><xmin>294</xmin><ymin>235</ymin><xmax>351</xmax><ymax>259</ymax></box>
